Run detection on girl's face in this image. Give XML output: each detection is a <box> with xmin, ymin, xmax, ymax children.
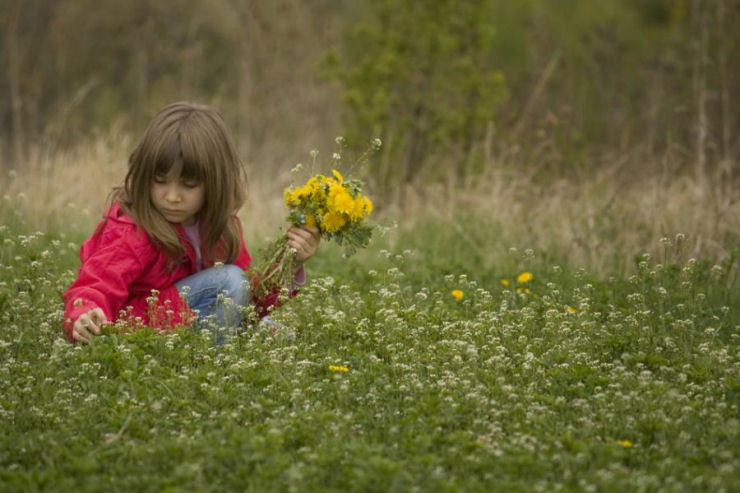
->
<box><xmin>150</xmin><ymin>173</ymin><xmax>205</xmax><ymax>226</ymax></box>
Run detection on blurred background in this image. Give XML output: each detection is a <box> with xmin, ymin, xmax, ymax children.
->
<box><xmin>1</xmin><ymin>0</ymin><xmax>738</xmax><ymax>271</ymax></box>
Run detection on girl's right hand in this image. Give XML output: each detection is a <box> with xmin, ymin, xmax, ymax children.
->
<box><xmin>72</xmin><ymin>308</ymin><xmax>107</xmax><ymax>343</ymax></box>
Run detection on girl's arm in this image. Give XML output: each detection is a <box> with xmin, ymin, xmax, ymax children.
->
<box><xmin>252</xmin><ymin>226</ymin><xmax>320</xmax><ymax>317</ymax></box>
<box><xmin>231</xmin><ymin>219</ymin><xmax>319</xmax><ymax>318</ymax></box>
<box><xmin>63</xmin><ymin>233</ymin><xmax>147</xmax><ymax>343</ymax></box>
<box><xmin>70</xmin><ymin>308</ymin><xmax>107</xmax><ymax>343</ymax></box>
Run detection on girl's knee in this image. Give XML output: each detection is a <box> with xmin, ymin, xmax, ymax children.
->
<box><xmin>219</xmin><ymin>264</ymin><xmax>249</xmax><ymax>306</ymax></box>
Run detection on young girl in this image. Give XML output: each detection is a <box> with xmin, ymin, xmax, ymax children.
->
<box><xmin>63</xmin><ymin>102</ymin><xmax>320</xmax><ymax>343</ymax></box>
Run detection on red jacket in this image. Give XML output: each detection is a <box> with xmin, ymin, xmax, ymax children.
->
<box><xmin>63</xmin><ymin>202</ymin><xmax>284</xmax><ymax>342</ymax></box>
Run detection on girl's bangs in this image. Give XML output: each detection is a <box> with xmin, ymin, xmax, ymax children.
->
<box><xmin>154</xmin><ymin>135</ymin><xmax>205</xmax><ymax>182</ymax></box>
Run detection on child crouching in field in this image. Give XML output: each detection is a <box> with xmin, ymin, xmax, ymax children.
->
<box><xmin>63</xmin><ymin>102</ymin><xmax>320</xmax><ymax>343</ymax></box>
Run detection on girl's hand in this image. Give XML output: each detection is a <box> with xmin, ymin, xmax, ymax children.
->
<box><xmin>72</xmin><ymin>308</ymin><xmax>107</xmax><ymax>343</ymax></box>
<box><xmin>287</xmin><ymin>225</ymin><xmax>321</xmax><ymax>264</ymax></box>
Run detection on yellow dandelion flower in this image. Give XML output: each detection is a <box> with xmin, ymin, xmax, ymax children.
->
<box><xmin>329</xmin><ymin>364</ymin><xmax>349</xmax><ymax>373</ymax></box>
<box><xmin>500</xmin><ymin>279</ymin><xmax>510</xmax><ymax>287</ymax></box>
<box><xmin>304</xmin><ymin>214</ymin><xmax>317</xmax><ymax>228</ymax></box>
<box><xmin>283</xmin><ymin>188</ymin><xmax>298</xmax><ymax>207</ymax></box>
<box><xmin>332</xmin><ymin>169</ymin><xmax>343</xmax><ymax>183</ymax></box>
<box><xmin>306</xmin><ymin>176</ymin><xmax>327</xmax><ymax>200</ymax></box>
<box><xmin>451</xmin><ymin>289</ymin><xmax>464</xmax><ymax>301</ymax></box>
<box><xmin>306</xmin><ymin>175</ymin><xmax>321</xmax><ymax>190</ymax></box>
<box><xmin>326</xmin><ymin>182</ymin><xmax>342</xmax><ymax>199</ymax></box>
<box><xmin>517</xmin><ymin>271</ymin><xmax>533</xmax><ymax>284</ymax></box>
<box><xmin>567</xmin><ymin>305</ymin><xmax>578</xmax><ymax>314</ymax></box>
<box><xmin>617</xmin><ymin>440</ymin><xmax>632</xmax><ymax>448</ymax></box>
<box><xmin>330</xmin><ymin>188</ymin><xmax>355</xmax><ymax>215</ymax></box>
<box><xmin>349</xmin><ymin>197</ymin><xmax>365</xmax><ymax>221</ymax></box>
<box><xmin>285</xmin><ymin>184</ymin><xmax>313</xmax><ymax>206</ymax></box>
<box><xmin>322</xmin><ymin>211</ymin><xmax>346</xmax><ymax>233</ymax></box>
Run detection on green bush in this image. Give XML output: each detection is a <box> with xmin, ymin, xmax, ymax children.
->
<box><xmin>323</xmin><ymin>0</ymin><xmax>509</xmax><ymax>193</ymax></box>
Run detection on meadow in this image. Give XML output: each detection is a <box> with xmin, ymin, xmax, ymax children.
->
<box><xmin>0</xmin><ymin>172</ymin><xmax>738</xmax><ymax>491</ymax></box>
<box><xmin>3</xmin><ymin>0</ymin><xmax>739</xmax><ymax>489</ymax></box>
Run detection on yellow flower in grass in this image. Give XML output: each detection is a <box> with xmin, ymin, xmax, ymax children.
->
<box><xmin>451</xmin><ymin>289</ymin><xmax>464</xmax><ymax>301</ymax></box>
<box><xmin>329</xmin><ymin>364</ymin><xmax>349</xmax><ymax>373</ymax></box>
<box><xmin>517</xmin><ymin>271</ymin><xmax>533</xmax><ymax>284</ymax></box>
<box><xmin>617</xmin><ymin>440</ymin><xmax>632</xmax><ymax>448</ymax></box>
<box><xmin>566</xmin><ymin>305</ymin><xmax>578</xmax><ymax>314</ymax></box>
<box><xmin>500</xmin><ymin>278</ymin><xmax>510</xmax><ymax>287</ymax></box>
<box><xmin>322</xmin><ymin>211</ymin><xmax>346</xmax><ymax>233</ymax></box>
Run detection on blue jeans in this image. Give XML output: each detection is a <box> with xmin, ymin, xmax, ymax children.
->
<box><xmin>175</xmin><ymin>264</ymin><xmax>248</xmax><ymax>330</ymax></box>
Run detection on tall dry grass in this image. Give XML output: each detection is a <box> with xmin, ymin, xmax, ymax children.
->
<box><xmin>2</xmin><ymin>137</ymin><xmax>737</xmax><ymax>275</ymax></box>
<box><xmin>399</xmin><ymin>160</ymin><xmax>738</xmax><ymax>275</ymax></box>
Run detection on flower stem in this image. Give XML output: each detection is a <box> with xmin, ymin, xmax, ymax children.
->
<box><xmin>252</xmin><ymin>234</ymin><xmax>297</xmax><ymax>300</ymax></box>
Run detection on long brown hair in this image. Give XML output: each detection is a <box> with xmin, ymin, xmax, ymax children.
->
<box><xmin>110</xmin><ymin>102</ymin><xmax>247</xmax><ymax>267</ymax></box>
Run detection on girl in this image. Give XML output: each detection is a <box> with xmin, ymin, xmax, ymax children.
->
<box><xmin>63</xmin><ymin>102</ymin><xmax>320</xmax><ymax>343</ymax></box>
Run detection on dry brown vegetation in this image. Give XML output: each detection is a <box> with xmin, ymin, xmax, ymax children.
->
<box><xmin>2</xmin><ymin>1</ymin><xmax>738</xmax><ymax>274</ymax></box>
<box><xmin>3</xmin><ymin>137</ymin><xmax>737</xmax><ymax>275</ymax></box>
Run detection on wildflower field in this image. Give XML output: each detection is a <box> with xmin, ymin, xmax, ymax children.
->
<box><xmin>1</xmin><ymin>219</ymin><xmax>738</xmax><ymax>491</ymax></box>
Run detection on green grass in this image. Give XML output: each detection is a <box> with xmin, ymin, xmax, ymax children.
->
<box><xmin>0</xmin><ymin>222</ymin><xmax>738</xmax><ymax>492</ymax></box>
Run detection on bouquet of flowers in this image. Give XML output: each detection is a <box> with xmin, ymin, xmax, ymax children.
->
<box><xmin>251</xmin><ymin>139</ymin><xmax>378</xmax><ymax>300</ymax></box>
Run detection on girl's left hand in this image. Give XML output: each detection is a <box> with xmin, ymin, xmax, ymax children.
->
<box><xmin>287</xmin><ymin>225</ymin><xmax>321</xmax><ymax>264</ymax></box>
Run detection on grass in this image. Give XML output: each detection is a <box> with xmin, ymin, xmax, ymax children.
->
<box><xmin>1</xmin><ymin>138</ymin><xmax>738</xmax><ymax>490</ymax></box>
<box><xmin>0</xmin><ymin>215</ymin><xmax>738</xmax><ymax>491</ymax></box>
<box><xmin>2</xmin><ymin>136</ymin><xmax>739</xmax><ymax>275</ymax></box>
